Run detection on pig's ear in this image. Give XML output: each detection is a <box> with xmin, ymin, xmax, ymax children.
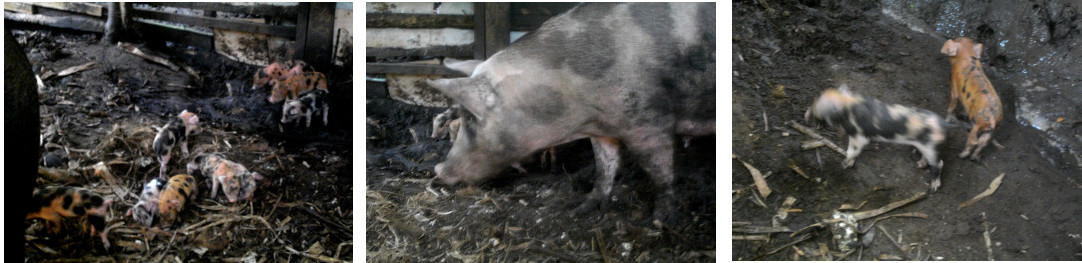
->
<box><xmin>940</xmin><ymin>40</ymin><xmax>959</xmax><ymax>56</ymax></box>
<box><xmin>973</xmin><ymin>44</ymin><xmax>983</xmax><ymax>59</ymax></box>
<box><xmin>443</xmin><ymin>58</ymin><xmax>484</xmax><ymax>76</ymax></box>
<box><xmin>426</xmin><ymin>77</ymin><xmax>496</xmax><ymax>120</ymax></box>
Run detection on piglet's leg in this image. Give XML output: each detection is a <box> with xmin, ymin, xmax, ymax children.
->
<box><xmin>970</xmin><ymin>130</ymin><xmax>994</xmax><ymax>160</ymax></box>
<box><xmin>574</xmin><ymin>136</ymin><xmax>621</xmax><ymax>215</ymax></box>
<box><xmin>322</xmin><ymin>105</ymin><xmax>329</xmax><ymax>126</ymax></box>
<box><xmin>959</xmin><ymin>125</ymin><xmax>980</xmax><ymax>158</ymax></box>
<box><xmin>159</xmin><ymin>154</ymin><xmax>171</xmax><ymax>179</ymax></box>
<box><xmin>210</xmin><ymin>175</ymin><xmax>221</xmax><ymax>199</ymax></box>
<box><xmin>181</xmin><ymin>140</ymin><xmax>189</xmax><ymax>157</ymax></box>
<box><xmin>843</xmin><ymin>135</ymin><xmax>870</xmax><ymax>168</ymax></box>
<box><xmin>913</xmin><ymin>143</ymin><xmax>943</xmax><ymax>192</ymax></box>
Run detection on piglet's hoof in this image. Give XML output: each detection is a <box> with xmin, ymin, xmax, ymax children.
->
<box><xmin>842</xmin><ymin>158</ymin><xmax>855</xmax><ymax>169</ymax></box>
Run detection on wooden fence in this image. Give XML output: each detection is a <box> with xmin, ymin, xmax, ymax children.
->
<box><xmin>365</xmin><ymin>2</ymin><xmax>579</xmax><ymax>77</ymax></box>
<box><xmin>4</xmin><ymin>2</ymin><xmax>344</xmax><ymax>71</ymax></box>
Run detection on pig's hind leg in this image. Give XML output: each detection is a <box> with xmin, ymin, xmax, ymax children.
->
<box><xmin>624</xmin><ymin>133</ymin><xmax>680</xmax><ymax>225</ymax></box>
<box><xmin>574</xmin><ymin>137</ymin><xmax>621</xmax><ymax>215</ymax></box>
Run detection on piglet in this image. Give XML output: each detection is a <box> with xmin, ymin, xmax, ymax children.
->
<box><xmin>430</xmin><ymin>107</ymin><xmax>459</xmax><ymax>140</ymax></box>
<box><xmin>281</xmin><ymin>89</ymin><xmax>329</xmax><ymax>127</ymax></box>
<box><xmin>806</xmin><ymin>85</ymin><xmax>948</xmax><ymax>192</ymax></box>
<box><xmin>158</xmin><ymin>174</ymin><xmax>199</xmax><ymax>226</ymax></box>
<box><xmin>153</xmin><ymin>110</ymin><xmax>201</xmax><ymax>179</ymax></box>
<box><xmin>251</xmin><ymin>60</ymin><xmax>312</xmax><ymax>90</ymax></box>
<box><xmin>27</xmin><ymin>186</ymin><xmax>114</xmax><ymax>248</ymax></box>
<box><xmin>187</xmin><ymin>153</ymin><xmax>264</xmax><ymax>203</ymax></box>
<box><xmin>126</xmin><ymin>178</ymin><xmax>164</xmax><ymax>226</ymax></box>
<box><xmin>268</xmin><ymin>72</ymin><xmax>328</xmax><ymax>103</ymax></box>
<box><xmin>941</xmin><ymin>37</ymin><xmax>1003</xmax><ymax>160</ymax></box>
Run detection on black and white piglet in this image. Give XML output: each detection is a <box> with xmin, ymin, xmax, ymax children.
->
<box><xmin>281</xmin><ymin>89</ymin><xmax>329</xmax><ymax>128</ymax></box>
<box><xmin>805</xmin><ymin>85</ymin><xmax>948</xmax><ymax>192</ymax></box>
<box><xmin>153</xmin><ymin>110</ymin><xmax>201</xmax><ymax>179</ymax></box>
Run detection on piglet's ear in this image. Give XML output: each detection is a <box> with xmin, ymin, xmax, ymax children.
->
<box><xmin>973</xmin><ymin>44</ymin><xmax>983</xmax><ymax>59</ymax></box>
<box><xmin>940</xmin><ymin>40</ymin><xmax>959</xmax><ymax>56</ymax></box>
<box><xmin>426</xmin><ymin>77</ymin><xmax>497</xmax><ymax>121</ymax></box>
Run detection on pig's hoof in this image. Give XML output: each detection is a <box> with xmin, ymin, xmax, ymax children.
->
<box><xmin>917</xmin><ymin>159</ymin><xmax>928</xmax><ymax>168</ymax></box>
<box><xmin>842</xmin><ymin>159</ymin><xmax>855</xmax><ymax>169</ymax></box>
<box><xmin>573</xmin><ymin>198</ymin><xmax>604</xmax><ymax>216</ymax></box>
<box><xmin>650</xmin><ymin>197</ymin><xmax>678</xmax><ymax>227</ymax></box>
<box><xmin>929</xmin><ymin>178</ymin><xmax>941</xmax><ymax>193</ymax></box>
<box><xmin>958</xmin><ymin>151</ymin><xmax>971</xmax><ymax>158</ymax></box>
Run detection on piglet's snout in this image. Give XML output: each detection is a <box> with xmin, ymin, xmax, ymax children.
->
<box><xmin>433</xmin><ymin>163</ymin><xmax>457</xmax><ymax>185</ymax></box>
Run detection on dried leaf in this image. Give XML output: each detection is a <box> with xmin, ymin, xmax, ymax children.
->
<box><xmin>958</xmin><ymin>173</ymin><xmax>1006</xmax><ymax>210</ymax></box>
<box><xmin>740</xmin><ymin>159</ymin><xmax>771</xmax><ymax>198</ymax></box>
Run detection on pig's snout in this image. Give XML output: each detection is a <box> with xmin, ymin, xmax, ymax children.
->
<box><xmin>433</xmin><ymin>163</ymin><xmax>461</xmax><ymax>185</ymax></box>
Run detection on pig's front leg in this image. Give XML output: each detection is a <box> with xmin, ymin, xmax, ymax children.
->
<box><xmin>842</xmin><ymin>135</ymin><xmax>870</xmax><ymax>168</ymax></box>
<box><xmin>574</xmin><ymin>136</ymin><xmax>621</xmax><ymax>215</ymax></box>
<box><xmin>181</xmin><ymin>140</ymin><xmax>189</xmax><ymax>158</ymax></box>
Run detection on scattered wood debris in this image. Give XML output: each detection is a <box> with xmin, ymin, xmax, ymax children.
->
<box><xmin>117</xmin><ymin>42</ymin><xmax>180</xmax><ymax>71</ymax></box>
<box><xmin>49</xmin><ymin>61</ymin><xmax>96</xmax><ymax>79</ymax></box>
<box><xmin>790</xmin><ymin>122</ymin><xmax>846</xmax><ymax>155</ymax></box>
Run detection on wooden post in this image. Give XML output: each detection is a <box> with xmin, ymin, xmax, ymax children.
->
<box><xmin>472</xmin><ymin>3</ymin><xmax>510</xmax><ymax>60</ymax></box>
<box><xmin>294</xmin><ymin>2</ymin><xmax>309</xmax><ymax>62</ymax></box>
<box><xmin>483</xmin><ymin>3</ymin><xmax>509</xmax><ymax>58</ymax></box>
<box><xmin>473</xmin><ymin>3</ymin><xmax>486</xmax><ymax>60</ymax></box>
<box><xmin>304</xmin><ymin>2</ymin><xmax>335</xmax><ymax>71</ymax></box>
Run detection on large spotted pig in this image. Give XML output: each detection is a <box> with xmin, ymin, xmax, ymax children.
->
<box><xmin>941</xmin><ymin>37</ymin><xmax>1003</xmax><ymax>160</ymax></box>
<box><xmin>426</xmin><ymin>3</ymin><xmax>715</xmax><ymax>224</ymax></box>
<box><xmin>806</xmin><ymin>85</ymin><xmax>948</xmax><ymax>192</ymax></box>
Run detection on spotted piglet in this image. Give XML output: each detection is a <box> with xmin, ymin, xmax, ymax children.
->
<box><xmin>27</xmin><ymin>186</ymin><xmax>113</xmax><ymax>248</ymax></box>
<box><xmin>281</xmin><ymin>89</ymin><xmax>329</xmax><ymax>127</ymax></box>
<box><xmin>187</xmin><ymin>153</ymin><xmax>264</xmax><ymax>203</ymax></box>
<box><xmin>806</xmin><ymin>85</ymin><xmax>948</xmax><ymax>192</ymax></box>
<box><xmin>126</xmin><ymin>178</ymin><xmax>164</xmax><ymax>226</ymax></box>
<box><xmin>941</xmin><ymin>37</ymin><xmax>1003</xmax><ymax>160</ymax></box>
<box><xmin>153</xmin><ymin>110</ymin><xmax>201</xmax><ymax>179</ymax></box>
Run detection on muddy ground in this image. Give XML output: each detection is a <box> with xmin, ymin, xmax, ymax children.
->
<box><xmin>733</xmin><ymin>0</ymin><xmax>1082</xmax><ymax>260</ymax></box>
<box><xmin>365</xmin><ymin>87</ymin><xmax>716</xmax><ymax>259</ymax></box>
<box><xmin>13</xmin><ymin>26</ymin><xmax>353</xmax><ymax>261</ymax></box>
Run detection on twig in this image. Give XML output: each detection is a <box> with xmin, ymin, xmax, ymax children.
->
<box><xmin>595</xmin><ymin>228</ymin><xmax>610</xmax><ymax>263</ymax></box>
<box><xmin>117</xmin><ymin>42</ymin><xmax>180</xmax><ymax>71</ymax></box>
<box><xmin>753</xmin><ymin>234</ymin><xmax>813</xmax><ymax>260</ymax></box>
<box><xmin>790</xmin><ymin>122</ymin><xmax>846</xmax><ymax>155</ymax></box>
<box><xmin>851</xmin><ymin>192</ymin><xmax>926</xmax><ymax>220</ymax></box>
<box><xmin>285</xmin><ymin>246</ymin><xmax>348</xmax><ymax>263</ymax></box>
<box><xmin>982</xmin><ymin>212</ymin><xmax>994</xmax><ymax>261</ymax></box>
<box><xmin>53</xmin><ymin>62</ymin><xmax>96</xmax><ymax>79</ymax></box>
<box><xmin>733</xmin><ymin>225</ymin><xmax>792</xmax><ymax>234</ymax></box>
<box><xmin>298</xmin><ymin>207</ymin><xmax>352</xmax><ymax>238</ymax></box>
<box><xmin>876</xmin><ymin>225</ymin><xmax>908</xmax><ymax>259</ymax></box>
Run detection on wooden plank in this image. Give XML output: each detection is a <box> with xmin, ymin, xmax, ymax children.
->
<box><xmin>130</xmin><ymin>8</ymin><xmax>294</xmax><ymax>38</ymax></box>
<box><xmin>510</xmin><ymin>3</ymin><xmax>578</xmax><ymax>16</ymax></box>
<box><xmin>366</xmin><ymin>45</ymin><xmax>473</xmax><ymax>59</ymax></box>
<box><xmin>4</xmin><ymin>2</ymin><xmax>34</xmax><ymax>14</ymax></box>
<box><xmin>366</xmin><ymin>13</ymin><xmax>473</xmax><ymax>29</ymax></box>
<box><xmin>483</xmin><ymin>3</ymin><xmax>510</xmax><ymax>58</ymax></box>
<box><xmin>133</xmin><ymin>20</ymin><xmax>213</xmax><ymax>50</ymax></box>
<box><xmin>138</xmin><ymin>2</ymin><xmax>296</xmax><ymax>17</ymax></box>
<box><xmin>33</xmin><ymin>2</ymin><xmax>104</xmax><ymax>17</ymax></box>
<box><xmin>33</xmin><ymin>7</ymin><xmax>105</xmax><ymax>22</ymax></box>
<box><xmin>3</xmin><ymin>12</ymin><xmax>104</xmax><ymax>33</ymax></box>
<box><xmin>301</xmin><ymin>2</ymin><xmax>336</xmax><ymax>71</ymax></box>
<box><xmin>366</xmin><ymin>63</ymin><xmax>468</xmax><ymax>77</ymax></box>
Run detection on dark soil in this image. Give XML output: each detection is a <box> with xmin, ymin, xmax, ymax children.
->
<box><xmin>14</xmin><ymin>27</ymin><xmax>353</xmax><ymax>261</ymax></box>
<box><xmin>365</xmin><ymin>98</ymin><xmax>717</xmax><ymax>259</ymax></box>
<box><xmin>732</xmin><ymin>0</ymin><xmax>1082</xmax><ymax>260</ymax></box>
